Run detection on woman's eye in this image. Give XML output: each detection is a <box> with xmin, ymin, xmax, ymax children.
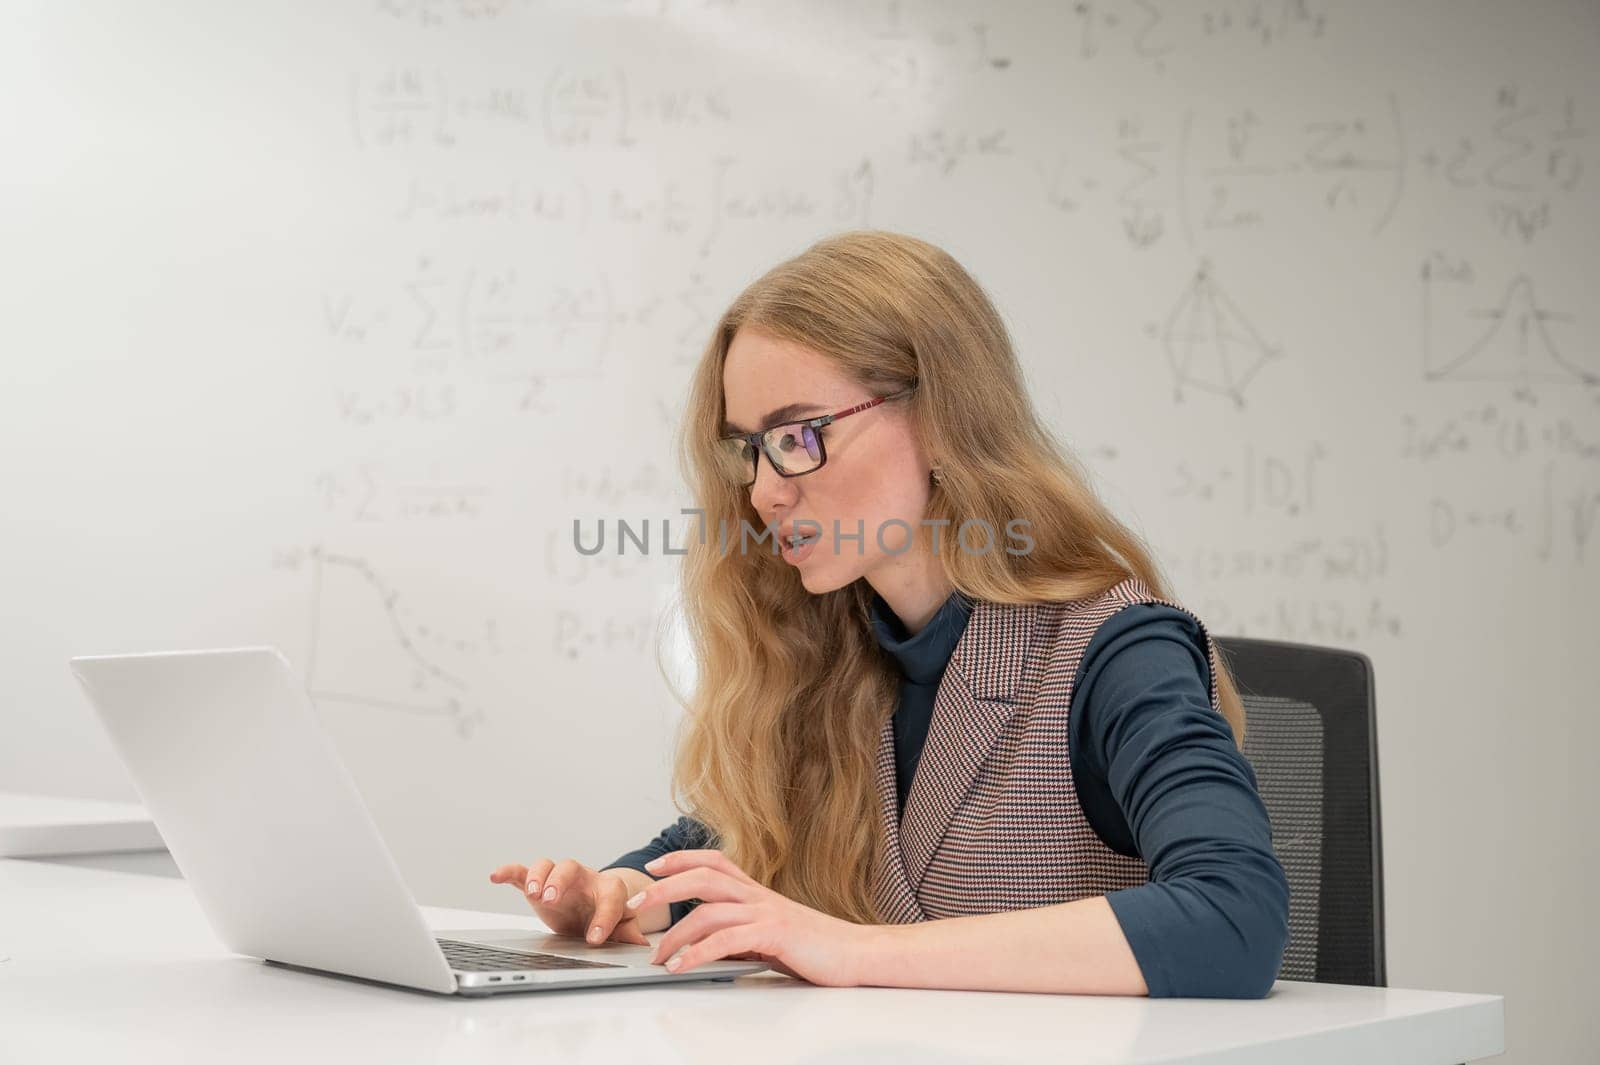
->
<box><xmin>775</xmin><ymin>432</ymin><xmax>799</xmax><ymax>452</ymax></box>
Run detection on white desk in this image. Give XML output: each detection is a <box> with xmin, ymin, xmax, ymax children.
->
<box><xmin>0</xmin><ymin>791</ymin><xmax>163</xmax><ymax>857</ymax></box>
<box><xmin>0</xmin><ymin>859</ymin><xmax>1503</xmax><ymax>1065</ymax></box>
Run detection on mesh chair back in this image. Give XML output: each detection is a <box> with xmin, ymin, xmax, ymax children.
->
<box><xmin>1215</xmin><ymin>636</ymin><xmax>1385</xmax><ymax>986</ymax></box>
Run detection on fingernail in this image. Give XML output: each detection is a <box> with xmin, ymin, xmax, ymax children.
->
<box><xmin>665</xmin><ymin>957</ymin><xmax>682</xmax><ymax>970</ymax></box>
<box><xmin>645</xmin><ymin>856</ymin><xmax>664</xmax><ymax>870</ymax></box>
<box><xmin>589</xmin><ymin>926</ymin><xmax>602</xmax><ymax>942</ymax></box>
<box><xmin>626</xmin><ymin>891</ymin><xmax>645</xmax><ymax>908</ymax></box>
<box><xmin>525</xmin><ymin>881</ymin><xmax>537</xmax><ymax>895</ymax></box>
<box><xmin>543</xmin><ymin>886</ymin><xmax>557</xmax><ymax>901</ymax></box>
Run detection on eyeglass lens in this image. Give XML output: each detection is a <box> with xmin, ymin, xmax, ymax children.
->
<box><xmin>719</xmin><ymin>422</ymin><xmax>822</xmax><ymax>485</ymax></box>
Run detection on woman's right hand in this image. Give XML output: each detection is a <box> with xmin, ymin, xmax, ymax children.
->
<box><xmin>488</xmin><ymin>857</ymin><xmax>651</xmax><ymax>946</ymax></box>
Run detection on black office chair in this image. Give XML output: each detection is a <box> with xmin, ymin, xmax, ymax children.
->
<box><xmin>1215</xmin><ymin>636</ymin><xmax>1385</xmax><ymax>986</ymax></box>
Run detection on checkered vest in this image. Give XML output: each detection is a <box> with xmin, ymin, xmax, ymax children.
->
<box><xmin>868</xmin><ymin>575</ymin><xmax>1226</xmax><ymax>923</ymax></box>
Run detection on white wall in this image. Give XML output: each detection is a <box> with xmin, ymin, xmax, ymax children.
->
<box><xmin>3</xmin><ymin>2</ymin><xmax>1595</xmax><ymax>1059</ymax></box>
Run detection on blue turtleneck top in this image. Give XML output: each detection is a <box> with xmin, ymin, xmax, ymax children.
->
<box><xmin>605</xmin><ymin>591</ymin><xmax>1290</xmax><ymax>998</ymax></box>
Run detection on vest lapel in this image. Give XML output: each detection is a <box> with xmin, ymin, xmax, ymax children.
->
<box><xmin>872</xmin><ymin>598</ymin><xmax>1034</xmax><ymax>915</ymax></box>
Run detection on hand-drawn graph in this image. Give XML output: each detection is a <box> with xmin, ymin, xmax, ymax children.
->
<box><xmin>272</xmin><ymin>544</ymin><xmax>492</xmax><ymax>738</ymax></box>
<box><xmin>1158</xmin><ymin>260</ymin><xmax>1284</xmax><ymax>407</ymax></box>
<box><xmin>1421</xmin><ymin>258</ymin><xmax>1596</xmax><ymax>403</ymax></box>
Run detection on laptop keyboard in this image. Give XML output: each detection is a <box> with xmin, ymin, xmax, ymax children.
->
<box><xmin>437</xmin><ymin>938</ymin><xmax>626</xmax><ymax>972</ymax></box>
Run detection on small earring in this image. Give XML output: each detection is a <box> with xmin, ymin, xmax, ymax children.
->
<box><xmin>929</xmin><ymin>466</ymin><xmax>944</xmax><ymax>487</ymax></box>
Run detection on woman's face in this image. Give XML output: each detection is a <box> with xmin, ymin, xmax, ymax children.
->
<box><xmin>721</xmin><ymin>326</ymin><xmax>931</xmax><ymax>593</ymax></box>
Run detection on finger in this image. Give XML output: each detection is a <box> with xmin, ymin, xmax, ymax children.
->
<box><xmin>663</xmin><ymin>925</ymin><xmax>765</xmax><ymax>975</ymax></box>
<box><xmin>628</xmin><ymin>867</ymin><xmax>750</xmax><ymax>920</ymax></box>
<box><xmin>611</xmin><ymin>915</ymin><xmax>650</xmax><ymax>946</ymax></box>
<box><xmin>725</xmin><ymin>949</ymin><xmax>794</xmax><ymax>978</ymax></box>
<box><xmin>540</xmin><ymin>858</ymin><xmax>581</xmax><ymax>904</ymax></box>
<box><xmin>648</xmin><ymin>901</ymin><xmax>752</xmax><ymax>965</ymax></box>
<box><xmin>587</xmin><ymin>876</ymin><xmax>645</xmax><ymax>946</ymax></box>
<box><xmin>521</xmin><ymin>857</ymin><xmax>555</xmax><ymax>899</ymax></box>
<box><xmin>645</xmin><ymin>849</ymin><xmax>759</xmax><ymax>887</ymax></box>
<box><xmin>488</xmin><ymin>863</ymin><xmax>528</xmax><ymax>885</ymax></box>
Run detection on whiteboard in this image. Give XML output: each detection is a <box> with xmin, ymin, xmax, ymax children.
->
<box><xmin>2</xmin><ymin>2</ymin><xmax>1594</xmax><ymax>1060</ymax></box>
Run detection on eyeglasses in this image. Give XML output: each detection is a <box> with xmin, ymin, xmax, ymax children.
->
<box><xmin>716</xmin><ymin>387</ymin><xmax>916</xmax><ymax>488</ymax></box>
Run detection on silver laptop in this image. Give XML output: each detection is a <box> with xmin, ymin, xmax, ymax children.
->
<box><xmin>67</xmin><ymin>645</ymin><xmax>769</xmax><ymax>995</ymax></box>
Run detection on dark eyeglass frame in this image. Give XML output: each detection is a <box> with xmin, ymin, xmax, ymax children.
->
<box><xmin>719</xmin><ymin>386</ymin><xmax>917</xmax><ymax>487</ymax></box>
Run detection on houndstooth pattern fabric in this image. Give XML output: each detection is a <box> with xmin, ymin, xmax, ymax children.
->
<box><xmin>868</xmin><ymin>575</ymin><xmax>1226</xmax><ymax>924</ymax></box>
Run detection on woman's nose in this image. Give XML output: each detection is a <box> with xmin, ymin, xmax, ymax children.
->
<box><xmin>749</xmin><ymin>451</ymin><xmax>797</xmax><ymax>509</ymax></box>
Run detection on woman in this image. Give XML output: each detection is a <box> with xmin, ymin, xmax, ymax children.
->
<box><xmin>489</xmin><ymin>230</ymin><xmax>1289</xmax><ymax>996</ymax></box>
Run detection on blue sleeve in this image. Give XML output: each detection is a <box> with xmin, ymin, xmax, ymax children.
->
<box><xmin>599</xmin><ymin>815</ymin><xmax>715</xmax><ymax>927</ymax></box>
<box><xmin>1070</xmin><ymin>603</ymin><xmax>1290</xmax><ymax>999</ymax></box>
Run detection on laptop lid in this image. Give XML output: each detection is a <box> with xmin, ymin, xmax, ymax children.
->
<box><xmin>68</xmin><ymin>646</ymin><xmax>458</xmax><ymax>994</ymax></box>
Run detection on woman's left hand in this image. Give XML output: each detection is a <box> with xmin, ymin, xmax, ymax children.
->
<box><xmin>629</xmin><ymin>849</ymin><xmax>883</xmax><ymax>986</ymax></box>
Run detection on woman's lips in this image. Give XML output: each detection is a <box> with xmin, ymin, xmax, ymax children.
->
<box><xmin>781</xmin><ymin>531</ymin><xmax>819</xmax><ymax>563</ymax></box>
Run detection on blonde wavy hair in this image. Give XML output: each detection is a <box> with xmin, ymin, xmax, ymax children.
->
<box><xmin>659</xmin><ymin>229</ymin><xmax>1247</xmax><ymax>926</ymax></box>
